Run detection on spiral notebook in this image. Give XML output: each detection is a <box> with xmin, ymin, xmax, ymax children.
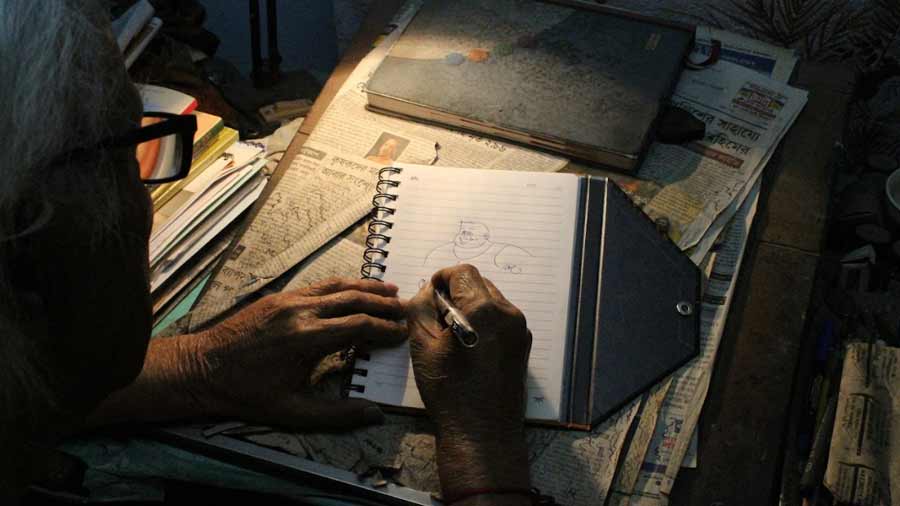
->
<box><xmin>349</xmin><ymin>164</ymin><xmax>701</xmax><ymax>428</ymax></box>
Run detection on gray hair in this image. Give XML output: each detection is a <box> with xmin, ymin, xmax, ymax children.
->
<box><xmin>0</xmin><ymin>0</ymin><xmax>140</xmax><ymax>490</ymax></box>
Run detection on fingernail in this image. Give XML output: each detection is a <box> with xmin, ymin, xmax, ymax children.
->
<box><xmin>363</xmin><ymin>406</ymin><xmax>385</xmax><ymax>425</ymax></box>
<box><xmin>385</xmin><ymin>282</ymin><xmax>399</xmax><ymax>293</ymax></box>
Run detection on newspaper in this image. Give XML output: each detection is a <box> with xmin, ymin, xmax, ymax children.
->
<box><xmin>621</xmin><ymin>181</ymin><xmax>762</xmax><ymax>506</ymax></box>
<box><xmin>634</xmin><ymin>60</ymin><xmax>806</xmax><ymax>253</ymax></box>
<box><xmin>665</xmin><ymin>26</ymin><xmax>800</xmax><ymax>465</ymax></box>
<box><xmin>188</xmin><ymin>2</ymin><xmax>567</xmax><ymax>329</ymax></box>
<box><xmin>188</xmin><ymin>145</ymin><xmax>389</xmax><ymax>328</ymax></box>
<box><xmin>694</xmin><ymin>26</ymin><xmax>798</xmax><ymax>84</ymax></box>
<box><xmin>281</xmin><ymin>236</ymin><xmax>367</xmax><ymax>293</ymax></box>
<box><xmin>609</xmin><ymin>379</ymin><xmax>673</xmax><ymax>503</ymax></box>
<box><xmin>672</xmin><ymin>29</ymin><xmax>798</xmax><ymax>263</ymax></box>
<box><xmin>823</xmin><ymin>342</ymin><xmax>900</xmax><ymax>506</ymax></box>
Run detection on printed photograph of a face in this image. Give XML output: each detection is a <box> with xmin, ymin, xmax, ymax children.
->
<box><xmin>365</xmin><ymin>132</ymin><xmax>411</xmax><ymax>166</ymax></box>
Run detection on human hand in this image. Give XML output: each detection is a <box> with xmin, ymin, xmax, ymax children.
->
<box><xmin>188</xmin><ymin>278</ymin><xmax>406</xmax><ymax>431</ymax></box>
<box><xmin>407</xmin><ymin>264</ymin><xmax>532</xmax><ymax>495</ymax></box>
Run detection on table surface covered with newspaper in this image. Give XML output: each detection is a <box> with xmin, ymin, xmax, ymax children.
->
<box><xmin>163</xmin><ymin>3</ymin><xmax>810</xmax><ymax>505</ymax></box>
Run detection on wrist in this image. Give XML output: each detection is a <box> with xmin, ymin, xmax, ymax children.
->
<box><xmin>155</xmin><ymin>333</ymin><xmax>214</xmax><ymax>418</ymax></box>
<box><xmin>436</xmin><ymin>423</ymin><xmax>530</xmax><ymax>497</ymax></box>
<box><xmin>178</xmin><ymin>330</ymin><xmax>226</xmax><ymax>417</ymax></box>
<box><xmin>84</xmin><ymin>333</ymin><xmax>215</xmax><ymax>426</ymax></box>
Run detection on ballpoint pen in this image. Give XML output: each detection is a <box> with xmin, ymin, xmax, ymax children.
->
<box><xmin>434</xmin><ymin>288</ymin><xmax>479</xmax><ymax>348</ymax></box>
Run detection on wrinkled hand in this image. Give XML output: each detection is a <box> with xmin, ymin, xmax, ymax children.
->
<box><xmin>408</xmin><ymin>264</ymin><xmax>531</xmax><ymax>434</ymax></box>
<box><xmin>189</xmin><ymin>278</ymin><xmax>406</xmax><ymax>431</ymax></box>
<box><xmin>407</xmin><ymin>265</ymin><xmax>532</xmax><ymax>495</ymax></box>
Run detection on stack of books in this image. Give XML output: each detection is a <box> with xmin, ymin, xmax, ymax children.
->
<box><xmin>136</xmin><ymin>84</ymin><xmax>269</xmax><ymax>322</ymax></box>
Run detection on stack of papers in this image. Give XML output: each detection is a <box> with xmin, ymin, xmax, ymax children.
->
<box><xmin>136</xmin><ymin>84</ymin><xmax>198</xmax><ymax>115</ymax></box>
<box><xmin>149</xmin><ymin>141</ymin><xmax>267</xmax><ymax>316</ymax></box>
<box><xmin>133</xmin><ymin>85</ymin><xmax>269</xmax><ymax>321</ymax></box>
<box><xmin>111</xmin><ymin>0</ymin><xmax>162</xmax><ymax>69</ymax></box>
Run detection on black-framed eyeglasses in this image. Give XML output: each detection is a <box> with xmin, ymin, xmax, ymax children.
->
<box><xmin>51</xmin><ymin>112</ymin><xmax>197</xmax><ymax>184</ymax></box>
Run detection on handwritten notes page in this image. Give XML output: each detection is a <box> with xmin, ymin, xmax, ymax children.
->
<box><xmin>350</xmin><ymin>164</ymin><xmax>581</xmax><ymax>422</ymax></box>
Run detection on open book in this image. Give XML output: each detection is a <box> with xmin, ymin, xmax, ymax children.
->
<box><xmin>348</xmin><ymin>165</ymin><xmax>700</xmax><ymax>428</ymax></box>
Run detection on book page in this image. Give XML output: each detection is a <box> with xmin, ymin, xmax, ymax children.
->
<box><xmin>351</xmin><ymin>164</ymin><xmax>581</xmax><ymax>421</ymax></box>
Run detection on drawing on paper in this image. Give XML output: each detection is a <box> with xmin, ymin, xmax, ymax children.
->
<box><xmin>423</xmin><ymin>221</ymin><xmax>532</xmax><ymax>274</ymax></box>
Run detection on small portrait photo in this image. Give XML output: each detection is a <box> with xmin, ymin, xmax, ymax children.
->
<box><xmin>365</xmin><ymin>132</ymin><xmax>410</xmax><ymax>166</ymax></box>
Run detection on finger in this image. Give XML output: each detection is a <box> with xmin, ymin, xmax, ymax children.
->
<box><xmin>482</xmin><ymin>277</ymin><xmax>511</xmax><ymax>305</ymax></box>
<box><xmin>407</xmin><ymin>279</ymin><xmax>437</xmax><ymax>319</ymax></box>
<box><xmin>318</xmin><ymin>313</ymin><xmax>408</xmax><ymax>350</ymax></box>
<box><xmin>406</xmin><ymin>280</ymin><xmax>452</xmax><ymax>349</ymax></box>
<box><xmin>274</xmin><ymin>397</ymin><xmax>386</xmax><ymax>432</ymax></box>
<box><xmin>430</xmin><ymin>264</ymin><xmax>491</xmax><ymax>306</ymax></box>
<box><xmin>314</xmin><ymin>290</ymin><xmax>405</xmax><ymax>320</ymax></box>
<box><xmin>297</xmin><ymin>277</ymin><xmax>399</xmax><ymax>298</ymax></box>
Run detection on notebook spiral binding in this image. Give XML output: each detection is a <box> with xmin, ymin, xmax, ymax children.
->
<box><xmin>348</xmin><ymin>167</ymin><xmax>402</xmax><ymax>396</ymax></box>
<box><xmin>360</xmin><ymin>166</ymin><xmax>403</xmax><ymax>280</ymax></box>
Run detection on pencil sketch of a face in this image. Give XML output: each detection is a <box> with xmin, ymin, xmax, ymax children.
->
<box><xmin>423</xmin><ymin>221</ymin><xmax>531</xmax><ymax>274</ymax></box>
<box><xmin>454</xmin><ymin>221</ymin><xmax>490</xmax><ymax>249</ymax></box>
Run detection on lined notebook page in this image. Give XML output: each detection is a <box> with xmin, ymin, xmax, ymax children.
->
<box><xmin>351</xmin><ymin>164</ymin><xmax>581</xmax><ymax>422</ymax></box>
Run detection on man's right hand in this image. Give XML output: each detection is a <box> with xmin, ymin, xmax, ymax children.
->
<box><xmin>407</xmin><ymin>264</ymin><xmax>532</xmax><ymax>501</ymax></box>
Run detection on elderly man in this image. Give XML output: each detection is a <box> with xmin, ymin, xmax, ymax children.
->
<box><xmin>0</xmin><ymin>1</ymin><xmax>536</xmax><ymax>505</ymax></box>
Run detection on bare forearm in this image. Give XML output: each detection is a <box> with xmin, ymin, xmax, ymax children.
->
<box><xmin>85</xmin><ymin>335</ymin><xmax>206</xmax><ymax>427</ymax></box>
<box><xmin>436</xmin><ymin>427</ymin><xmax>531</xmax><ymax>506</ymax></box>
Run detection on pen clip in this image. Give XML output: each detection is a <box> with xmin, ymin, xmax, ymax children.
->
<box><xmin>434</xmin><ymin>289</ymin><xmax>480</xmax><ymax>348</ymax></box>
<box><xmin>450</xmin><ymin>322</ymin><xmax>479</xmax><ymax>348</ymax></box>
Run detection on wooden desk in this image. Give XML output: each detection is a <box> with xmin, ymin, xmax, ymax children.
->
<box><xmin>237</xmin><ymin>3</ymin><xmax>857</xmax><ymax>505</ymax></box>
